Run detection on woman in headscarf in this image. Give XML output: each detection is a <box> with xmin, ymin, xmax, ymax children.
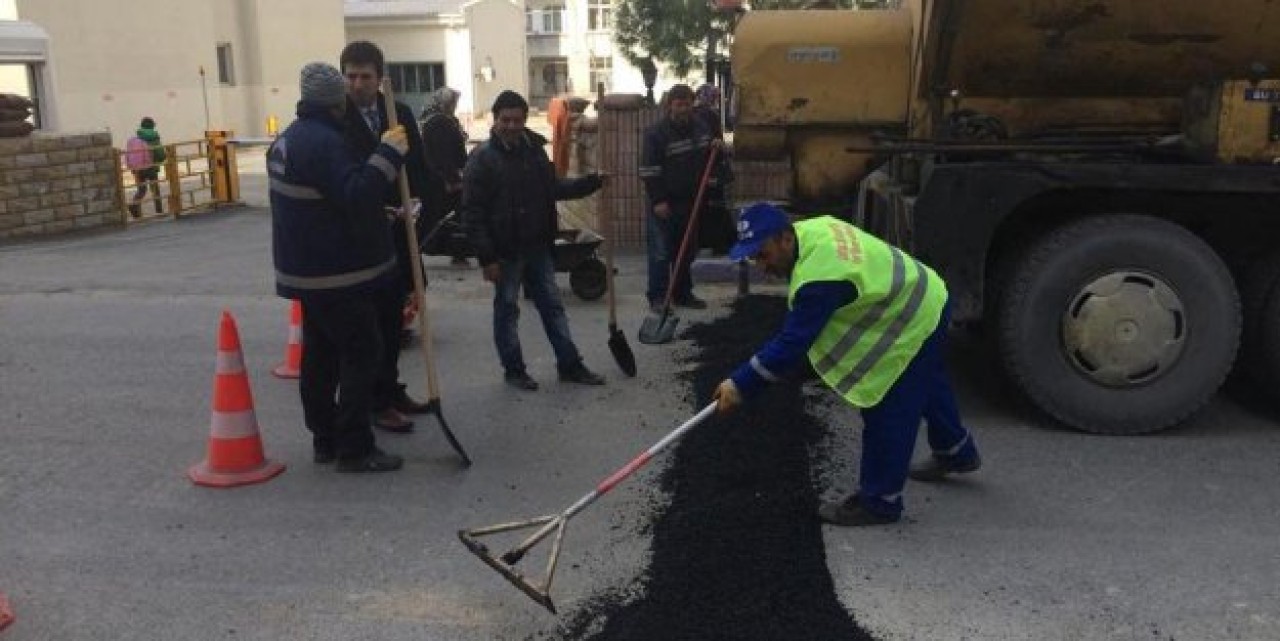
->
<box><xmin>418</xmin><ymin>87</ymin><xmax>471</xmax><ymax>266</ymax></box>
<box><xmin>693</xmin><ymin>83</ymin><xmax>723</xmax><ymax>140</ymax></box>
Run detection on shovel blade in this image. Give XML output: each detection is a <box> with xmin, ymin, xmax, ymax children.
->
<box><xmin>637</xmin><ymin>309</ymin><xmax>679</xmax><ymax>345</ymax></box>
<box><xmin>608</xmin><ymin>325</ymin><xmax>637</xmax><ymax>376</ymax></box>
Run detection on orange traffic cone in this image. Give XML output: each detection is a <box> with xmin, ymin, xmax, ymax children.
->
<box><xmin>272</xmin><ymin>300</ymin><xmax>303</xmax><ymax>379</ymax></box>
<box><xmin>189</xmin><ymin>310</ymin><xmax>286</xmax><ymax>488</ymax></box>
<box><xmin>0</xmin><ymin>590</ymin><xmax>13</xmax><ymax>631</ymax></box>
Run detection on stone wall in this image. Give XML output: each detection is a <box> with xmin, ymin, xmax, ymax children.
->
<box><xmin>0</xmin><ymin>132</ymin><xmax>122</xmax><ymax>241</ymax></box>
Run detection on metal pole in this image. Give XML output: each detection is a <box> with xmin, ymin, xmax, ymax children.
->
<box><xmin>199</xmin><ymin>66</ymin><xmax>210</xmax><ymax>132</ymax></box>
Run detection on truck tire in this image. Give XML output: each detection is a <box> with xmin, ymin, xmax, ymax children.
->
<box><xmin>997</xmin><ymin>215</ymin><xmax>1240</xmax><ymax>434</ymax></box>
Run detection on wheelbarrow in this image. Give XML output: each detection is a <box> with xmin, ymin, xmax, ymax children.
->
<box><xmin>553</xmin><ymin>228</ymin><xmax>607</xmax><ymax>301</ymax></box>
<box><xmin>421</xmin><ymin>211</ymin><xmax>607</xmax><ymax>301</ymax></box>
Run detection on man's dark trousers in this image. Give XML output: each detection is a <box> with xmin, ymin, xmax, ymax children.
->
<box><xmin>300</xmin><ymin>293</ymin><xmax>383</xmax><ymax>459</ymax></box>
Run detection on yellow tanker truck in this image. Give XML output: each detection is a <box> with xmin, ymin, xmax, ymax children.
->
<box><xmin>732</xmin><ymin>0</ymin><xmax>1280</xmax><ymax>434</ymax></box>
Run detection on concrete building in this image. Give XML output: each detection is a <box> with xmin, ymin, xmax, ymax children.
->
<box><xmin>345</xmin><ymin>0</ymin><xmax>663</xmax><ymax>118</ymax></box>
<box><xmin>0</xmin><ymin>0</ymin><xmax>678</xmax><ymax>145</ymax></box>
<box><xmin>0</xmin><ymin>0</ymin><xmax>344</xmax><ymax>145</ymax></box>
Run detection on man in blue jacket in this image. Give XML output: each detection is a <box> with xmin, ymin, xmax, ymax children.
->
<box><xmin>269</xmin><ymin>62</ymin><xmax>410</xmax><ymax>473</ymax></box>
<box><xmin>713</xmin><ymin>203</ymin><xmax>982</xmax><ymax>525</ymax></box>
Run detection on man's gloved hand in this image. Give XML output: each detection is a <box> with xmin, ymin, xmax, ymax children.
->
<box><xmin>713</xmin><ymin>378</ymin><xmax>742</xmax><ymax>415</ymax></box>
<box><xmin>381</xmin><ymin>125</ymin><xmax>409</xmax><ymax>156</ymax></box>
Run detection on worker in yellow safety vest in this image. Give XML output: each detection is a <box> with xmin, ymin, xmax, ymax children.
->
<box><xmin>713</xmin><ymin>202</ymin><xmax>982</xmax><ymax>526</ymax></box>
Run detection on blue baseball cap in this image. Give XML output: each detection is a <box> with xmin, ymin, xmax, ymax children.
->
<box><xmin>729</xmin><ymin>202</ymin><xmax>790</xmax><ymax>261</ymax></box>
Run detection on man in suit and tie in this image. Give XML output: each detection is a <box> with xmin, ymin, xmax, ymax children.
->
<box><xmin>340</xmin><ymin>40</ymin><xmax>434</xmax><ymax>434</ymax></box>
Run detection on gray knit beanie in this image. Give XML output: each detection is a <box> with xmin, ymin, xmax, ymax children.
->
<box><xmin>299</xmin><ymin>62</ymin><xmax>346</xmax><ymax>107</ymax></box>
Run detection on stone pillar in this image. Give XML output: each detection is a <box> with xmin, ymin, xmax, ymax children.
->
<box><xmin>0</xmin><ymin>132</ymin><xmax>122</xmax><ymax>241</ymax></box>
<box><xmin>594</xmin><ymin>94</ymin><xmax>660</xmax><ymax>249</ymax></box>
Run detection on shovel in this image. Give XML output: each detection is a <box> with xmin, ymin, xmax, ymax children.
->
<box><xmin>383</xmin><ymin>81</ymin><xmax>472</xmax><ymax>466</ymax></box>
<box><xmin>602</xmin><ymin>188</ymin><xmax>636</xmax><ymax>376</ymax></box>
<box><xmin>637</xmin><ymin>146</ymin><xmax>719</xmax><ymax>345</ymax></box>
<box><xmin>458</xmin><ymin>402</ymin><xmax>717</xmax><ymax>613</ymax></box>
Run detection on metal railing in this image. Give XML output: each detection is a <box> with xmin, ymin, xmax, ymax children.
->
<box><xmin>115</xmin><ymin>137</ymin><xmax>227</xmax><ymax>223</ymax></box>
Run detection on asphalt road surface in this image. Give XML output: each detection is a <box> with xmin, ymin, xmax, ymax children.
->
<box><xmin>1</xmin><ymin>204</ymin><xmax>1277</xmax><ymax>640</ymax></box>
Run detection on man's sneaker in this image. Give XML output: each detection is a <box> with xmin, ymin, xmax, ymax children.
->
<box><xmin>373</xmin><ymin>408</ymin><xmax>414</xmax><ymax>434</ymax></box>
<box><xmin>559</xmin><ymin>363</ymin><xmax>606</xmax><ymax>386</ymax></box>
<box><xmin>817</xmin><ymin>494</ymin><xmax>900</xmax><ymax>527</ymax></box>
<box><xmin>335</xmin><ymin>448</ymin><xmax>404</xmax><ymax>473</ymax></box>
<box><xmin>908</xmin><ymin>453</ymin><xmax>982</xmax><ymax>483</ymax></box>
<box><xmin>504</xmin><ymin>370</ymin><xmax>539</xmax><ymax>391</ymax></box>
<box><xmin>393</xmin><ymin>385</ymin><xmax>431</xmax><ymax>415</ymax></box>
<box><xmin>674</xmin><ymin>295</ymin><xmax>708</xmax><ymax>310</ymax></box>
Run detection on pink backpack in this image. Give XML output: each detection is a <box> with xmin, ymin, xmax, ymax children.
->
<box><xmin>124</xmin><ymin>137</ymin><xmax>151</xmax><ymax>170</ymax></box>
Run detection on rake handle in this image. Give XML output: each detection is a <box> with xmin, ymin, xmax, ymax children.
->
<box><xmin>502</xmin><ymin>402</ymin><xmax>719</xmax><ymax>563</ymax></box>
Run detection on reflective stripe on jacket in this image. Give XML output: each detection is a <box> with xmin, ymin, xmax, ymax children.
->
<box><xmin>269</xmin><ymin>101</ymin><xmax>403</xmax><ymax>300</ymax></box>
<box><xmin>790</xmin><ymin>216</ymin><xmax>946</xmax><ymax>407</ymax></box>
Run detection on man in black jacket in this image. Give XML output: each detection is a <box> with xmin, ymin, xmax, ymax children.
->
<box><xmin>269</xmin><ymin>62</ymin><xmax>409</xmax><ymax>473</ymax></box>
<box><xmin>462</xmin><ymin>90</ymin><xmax>606</xmax><ymax>391</ymax></box>
<box><xmin>640</xmin><ymin>84</ymin><xmax>725</xmax><ymax>311</ymax></box>
<box><xmin>340</xmin><ymin>40</ymin><xmax>433</xmax><ymax>433</ymax></box>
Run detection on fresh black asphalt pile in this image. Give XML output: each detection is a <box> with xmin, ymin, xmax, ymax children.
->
<box><xmin>542</xmin><ymin>295</ymin><xmax>876</xmax><ymax>641</ymax></box>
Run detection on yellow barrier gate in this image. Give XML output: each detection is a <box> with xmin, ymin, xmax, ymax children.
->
<box><xmin>115</xmin><ymin>131</ymin><xmax>240</xmax><ymax>223</ymax></box>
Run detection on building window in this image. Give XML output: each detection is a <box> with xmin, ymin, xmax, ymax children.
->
<box><xmin>215</xmin><ymin>43</ymin><xmax>235</xmax><ymax>85</ymax></box>
<box><xmin>589</xmin><ymin>56</ymin><xmax>612</xmax><ymax>94</ymax></box>
<box><xmin>386</xmin><ymin>63</ymin><xmax>446</xmax><ymax>115</ymax></box>
<box><xmin>588</xmin><ymin>0</ymin><xmax>613</xmax><ymax>31</ymax></box>
<box><xmin>542</xmin><ymin>6</ymin><xmax>563</xmax><ymax>33</ymax></box>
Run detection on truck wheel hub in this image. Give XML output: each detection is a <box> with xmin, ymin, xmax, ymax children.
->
<box><xmin>1061</xmin><ymin>271</ymin><xmax>1185</xmax><ymax>387</ymax></box>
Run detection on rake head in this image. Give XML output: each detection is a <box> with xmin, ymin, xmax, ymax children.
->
<box><xmin>457</xmin><ymin>514</ymin><xmax>566</xmax><ymax>614</ymax></box>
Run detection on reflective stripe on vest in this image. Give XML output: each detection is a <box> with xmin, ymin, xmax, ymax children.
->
<box><xmin>790</xmin><ymin>216</ymin><xmax>946</xmax><ymax>408</ymax></box>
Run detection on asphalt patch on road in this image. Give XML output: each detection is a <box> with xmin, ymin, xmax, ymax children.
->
<box><xmin>541</xmin><ymin>294</ymin><xmax>876</xmax><ymax>640</ymax></box>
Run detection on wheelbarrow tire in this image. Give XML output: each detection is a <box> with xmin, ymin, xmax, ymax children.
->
<box><xmin>570</xmin><ymin>258</ymin><xmax>608</xmax><ymax>301</ymax></box>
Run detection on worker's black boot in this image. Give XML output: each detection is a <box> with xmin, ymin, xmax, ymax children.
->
<box><xmin>817</xmin><ymin>494</ymin><xmax>899</xmax><ymax>527</ymax></box>
<box><xmin>908</xmin><ymin>453</ymin><xmax>982</xmax><ymax>483</ymax></box>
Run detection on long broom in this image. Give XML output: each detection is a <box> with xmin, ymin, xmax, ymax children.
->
<box><xmin>382</xmin><ymin>80</ymin><xmax>471</xmax><ymax>466</ymax></box>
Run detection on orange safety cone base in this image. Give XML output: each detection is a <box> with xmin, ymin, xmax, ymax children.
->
<box><xmin>188</xmin><ymin>458</ymin><xmax>286</xmax><ymax>488</ymax></box>
<box><xmin>0</xmin><ymin>591</ymin><xmax>13</xmax><ymax>631</ymax></box>
<box><xmin>271</xmin><ymin>362</ymin><xmax>300</xmax><ymax>379</ymax></box>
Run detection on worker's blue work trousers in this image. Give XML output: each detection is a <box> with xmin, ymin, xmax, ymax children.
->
<box><xmin>857</xmin><ymin>301</ymin><xmax>978</xmax><ymax>518</ymax></box>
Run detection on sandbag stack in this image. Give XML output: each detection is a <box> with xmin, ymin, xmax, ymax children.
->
<box><xmin>0</xmin><ymin>94</ymin><xmax>35</xmax><ymax>138</ymax></box>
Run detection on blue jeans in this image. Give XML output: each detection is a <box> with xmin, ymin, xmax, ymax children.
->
<box><xmin>646</xmin><ymin>207</ymin><xmax>696</xmax><ymax>305</ymax></box>
<box><xmin>857</xmin><ymin>301</ymin><xmax>979</xmax><ymax>517</ymax></box>
<box><xmin>493</xmin><ymin>249</ymin><xmax>582</xmax><ymax>374</ymax></box>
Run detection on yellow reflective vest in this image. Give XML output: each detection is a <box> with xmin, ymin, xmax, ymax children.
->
<box><xmin>790</xmin><ymin>216</ymin><xmax>947</xmax><ymax>407</ymax></box>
